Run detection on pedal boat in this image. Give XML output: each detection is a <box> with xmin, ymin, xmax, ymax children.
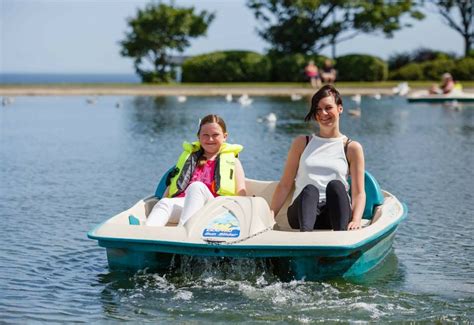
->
<box><xmin>407</xmin><ymin>90</ymin><xmax>474</xmax><ymax>103</ymax></box>
<box><xmin>88</xmin><ymin>171</ymin><xmax>407</xmax><ymax>280</ymax></box>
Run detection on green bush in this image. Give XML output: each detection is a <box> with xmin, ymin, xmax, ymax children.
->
<box><xmin>267</xmin><ymin>52</ymin><xmax>329</xmax><ymax>82</ymax></box>
<box><xmin>389</xmin><ymin>63</ymin><xmax>424</xmax><ymax>81</ymax></box>
<box><xmin>452</xmin><ymin>58</ymin><xmax>474</xmax><ymax>80</ymax></box>
<box><xmin>182</xmin><ymin>51</ymin><xmax>271</xmax><ymax>82</ymax></box>
<box><xmin>335</xmin><ymin>54</ymin><xmax>387</xmax><ymax>81</ymax></box>
<box><xmin>421</xmin><ymin>59</ymin><xmax>456</xmax><ymax>81</ymax></box>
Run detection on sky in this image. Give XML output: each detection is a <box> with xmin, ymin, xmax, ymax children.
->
<box><xmin>0</xmin><ymin>0</ymin><xmax>465</xmax><ymax>74</ymax></box>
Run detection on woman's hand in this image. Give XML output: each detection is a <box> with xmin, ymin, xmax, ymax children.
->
<box><xmin>347</xmin><ymin>220</ymin><xmax>361</xmax><ymax>230</ymax></box>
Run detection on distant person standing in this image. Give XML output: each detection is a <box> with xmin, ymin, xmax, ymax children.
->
<box><xmin>321</xmin><ymin>59</ymin><xmax>337</xmax><ymax>84</ymax></box>
<box><xmin>305</xmin><ymin>60</ymin><xmax>321</xmax><ymax>89</ymax></box>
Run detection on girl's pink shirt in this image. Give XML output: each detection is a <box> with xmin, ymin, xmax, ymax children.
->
<box><xmin>176</xmin><ymin>159</ymin><xmax>218</xmax><ymax>198</ymax></box>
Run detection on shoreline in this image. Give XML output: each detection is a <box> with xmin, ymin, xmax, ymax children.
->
<box><xmin>1</xmin><ymin>84</ymin><xmax>473</xmax><ymax>96</ymax></box>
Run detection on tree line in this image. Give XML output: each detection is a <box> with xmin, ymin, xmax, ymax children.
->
<box><xmin>120</xmin><ymin>1</ymin><xmax>474</xmax><ymax>83</ymax></box>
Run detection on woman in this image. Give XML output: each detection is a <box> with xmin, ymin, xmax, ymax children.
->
<box><xmin>146</xmin><ymin>114</ymin><xmax>246</xmax><ymax>227</ymax></box>
<box><xmin>270</xmin><ymin>85</ymin><xmax>365</xmax><ymax>231</ymax></box>
<box><xmin>304</xmin><ymin>60</ymin><xmax>321</xmax><ymax>89</ymax></box>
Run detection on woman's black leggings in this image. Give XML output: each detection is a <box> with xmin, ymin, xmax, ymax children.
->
<box><xmin>287</xmin><ymin>180</ymin><xmax>351</xmax><ymax>232</ymax></box>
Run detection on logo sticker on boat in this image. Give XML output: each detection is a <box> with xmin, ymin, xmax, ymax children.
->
<box><xmin>202</xmin><ymin>211</ymin><xmax>240</xmax><ymax>238</ymax></box>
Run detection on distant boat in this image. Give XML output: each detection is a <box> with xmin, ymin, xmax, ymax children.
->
<box><xmin>407</xmin><ymin>90</ymin><xmax>474</xmax><ymax>103</ymax></box>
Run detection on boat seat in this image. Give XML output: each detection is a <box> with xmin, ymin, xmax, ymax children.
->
<box><xmin>154</xmin><ymin>168</ymin><xmax>385</xmax><ymax>222</ymax></box>
<box><xmin>349</xmin><ymin>171</ymin><xmax>384</xmax><ymax>220</ymax></box>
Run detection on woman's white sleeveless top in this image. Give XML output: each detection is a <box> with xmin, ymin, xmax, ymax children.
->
<box><xmin>292</xmin><ymin>135</ymin><xmax>349</xmax><ymax>204</ymax></box>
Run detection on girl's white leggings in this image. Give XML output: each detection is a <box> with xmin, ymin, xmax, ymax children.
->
<box><xmin>146</xmin><ymin>182</ymin><xmax>215</xmax><ymax>227</ymax></box>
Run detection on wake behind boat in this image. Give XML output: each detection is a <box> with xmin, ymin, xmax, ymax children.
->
<box><xmin>88</xmin><ymin>171</ymin><xmax>407</xmax><ymax>280</ymax></box>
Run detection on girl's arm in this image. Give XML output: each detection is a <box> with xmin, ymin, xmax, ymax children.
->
<box><xmin>347</xmin><ymin>141</ymin><xmax>366</xmax><ymax>230</ymax></box>
<box><xmin>270</xmin><ymin>136</ymin><xmax>306</xmax><ymax>217</ymax></box>
<box><xmin>234</xmin><ymin>158</ymin><xmax>247</xmax><ymax>196</ymax></box>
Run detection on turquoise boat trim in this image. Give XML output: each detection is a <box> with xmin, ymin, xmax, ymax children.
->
<box><xmin>97</xmin><ymin>224</ymin><xmax>399</xmax><ymax>259</ymax></box>
<box><xmin>154</xmin><ymin>167</ymin><xmax>175</xmax><ymax>199</ymax></box>
<box><xmin>88</xmin><ymin>201</ymin><xmax>407</xmax><ymax>257</ymax></box>
<box><xmin>343</xmin><ymin>231</ymin><xmax>396</xmax><ymax>277</ymax></box>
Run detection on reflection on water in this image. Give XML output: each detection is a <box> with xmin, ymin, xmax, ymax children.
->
<box><xmin>0</xmin><ymin>95</ymin><xmax>473</xmax><ymax>322</ymax></box>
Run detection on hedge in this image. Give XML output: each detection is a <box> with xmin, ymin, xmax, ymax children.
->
<box><xmin>390</xmin><ymin>58</ymin><xmax>473</xmax><ymax>81</ymax></box>
<box><xmin>451</xmin><ymin>58</ymin><xmax>474</xmax><ymax>80</ymax></box>
<box><xmin>389</xmin><ymin>63</ymin><xmax>424</xmax><ymax>81</ymax></box>
<box><xmin>182</xmin><ymin>51</ymin><xmax>271</xmax><ymax>82</ymax></box>
<box><xmin>335</xmin><ymin>54</ymin><xmax>388</xmax><ymax>81</ymax></box>
<box><xmin>422</xmin><ymin>59</ymin><xmax>456</xmax><ymax>80</ymax></box>
<box><xmin>267</xmin><ymin>53</ymin><xmax>329</xmax><ymax>82</ymax></box>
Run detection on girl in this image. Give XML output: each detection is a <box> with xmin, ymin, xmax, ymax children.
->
<box><xmin>146</xmin><ymin>114</ymin><xmax>246</xmax><ymax>227</ymax></box>
<box><xmin>270</xmin><ymin>85</ymin><xmax>366</xmax><ymax>231</ymax></box>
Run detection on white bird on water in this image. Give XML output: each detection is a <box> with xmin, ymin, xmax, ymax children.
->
<box><xmin>350</xmin><ymin>94</ymin><xmax>361</xmax><ymax>105</ymax></box>
<box><xmin>290</xmin><ymin>93</ymin><xmax>302</xmax><ymax>101</ymax></box>
<box><xmin>2</xmin><ymin>97</ymin><xmax>15</xmax><ymax>106</ymax></box>
<box><xmin>266</xmin><ymin>112</ymin><xmax>277</xmax><ymax>123</ymax></box>
<box><xmin>392</xmin><ymin>82</ymin><xmax>410</xmax><ymax>96</ymax></box>
<box><xmin>257</xmin><ymin>112</ymin><xmax>277</xmax><ymax>124</ymax></box>
<box><xmin>348</xmin><ymin>107</ymin><xmax>361</xmax><ymax>117</ymax></box>
<box><xmin>177</xmin><ymin>95</ymin><xmax>187</xmax><ymax>103</ymax></box>
<box><xmin>225</xmin><ymin>94</ymin><xmax>233</xmax><ymax>102</ymax></box>
<box><xmin>372</xmin><ymin>93</ymin><xmax>382</xmax><ymax>100</ymax></box>
<box><xmin>86</xmin><ymin>97</ymin><xmax>97</xmax><ymax>105</ymax></box>
<box><xmin>238</xmin><ymin>94</ymin><xmax>253</xmax><ymax>106</ymax></box>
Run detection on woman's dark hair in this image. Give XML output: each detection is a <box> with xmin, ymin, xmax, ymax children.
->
<box><xmin>196</xmin><ymin>114</ymin><xmax>227</xmax><ymax>166</ymax></box>
<box><xmin>304</xmin><ymin>85</ymin><xmax>343</xmax><ymax>121</ymax></box>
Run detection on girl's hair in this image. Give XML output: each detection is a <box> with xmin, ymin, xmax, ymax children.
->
<box><xmin>197</xmin><ymin>114</ymin><xmax>227</xmax><ymax>166</ymax></box>
<box><xmin>304</xmin><ymin>85</ymin><xmax>343</xmax><ymax>122</ymax></box>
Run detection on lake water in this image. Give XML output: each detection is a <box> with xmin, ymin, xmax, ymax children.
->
<box><xmin>1</xmin><ymin>95</ymin><xmax>473</xmax><ymax>322</ymax></box>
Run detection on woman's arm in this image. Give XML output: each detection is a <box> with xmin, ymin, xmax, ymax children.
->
<box><xmin>347</xmin><ymin>141</ymin><xmax>366</xmax><ymax>230</ymax></box>
<box><xmin>443</xmin><ymin>80</ymin><xmax>455</xmax><ymax>94</ymax></box>
<box><xmin>234</xmin><ymin>158</ymin><xmax>247</xmax><ymax>196</ymax></box>
<box><xmin>270</xmin><ymin>136</ymin><xmax>306</xmax><ymax>217</ymax></box>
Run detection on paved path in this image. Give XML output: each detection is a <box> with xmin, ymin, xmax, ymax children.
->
<box><xmin>0</xmin><ymin>85</ymin><xmax>405</xmax><ymax>96</ymax></box>
<box><xmin>1</xmin><ymin>84</ymin><xmax>472</xmax><ymax>97</ymax></box>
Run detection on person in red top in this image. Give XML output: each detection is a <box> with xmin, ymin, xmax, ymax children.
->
<box><xmin>305</xmin><ymin>60</ymin><xmax>321</xmax><ymax>89</ymax></box>
<box><xmin>146</xmin><ymin>115</ymin><xmax>246</xmax><ymax>227</ymax></box>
